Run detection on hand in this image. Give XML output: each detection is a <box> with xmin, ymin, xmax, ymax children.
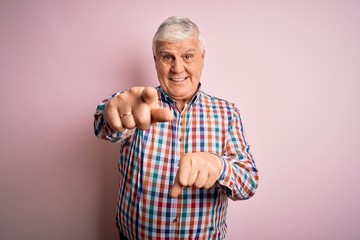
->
<box><xmin>104</xmin><ymin>86</ymin><xmax>173</xmax><ymax>132</ymax></box>
<box><xmin>170</xmin><ymin>152</ymin><xmax>223</xmax><ymax>198</ymax></box>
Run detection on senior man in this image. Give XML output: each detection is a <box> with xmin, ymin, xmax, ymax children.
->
<box><xmin>94</xmin><ymin>16</ymin><xmax>258</xmax><ymax>240</ymax></box>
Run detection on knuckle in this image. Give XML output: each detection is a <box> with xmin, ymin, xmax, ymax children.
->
<box><xmin>127</xmin><ymin>87</ymin><xmax>136</xmax><ymax>95</ymax></box>
<box><xmin>128</xmin><ymin>86</ymin><xmax>143</xmax><ymax>96</ymax></box>
<box><xmin>106</xmin><ymin>99</ymin><xmax>116</xmax><ymax>109</ymax></box>
<box><xmin>116</xmin><ymin>93</ymin><xmax>125</xmax><ymax>102</ymax></box>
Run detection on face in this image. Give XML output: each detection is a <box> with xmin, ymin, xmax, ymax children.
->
<box><xmin>154</xmin><ymin>36</ymin><xmax>205</xmax><ymax>104</ymax></box>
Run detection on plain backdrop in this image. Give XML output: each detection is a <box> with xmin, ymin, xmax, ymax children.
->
<box><xmin>1</xmin><ymin>1</ymin><xmax>359</xmax><ymax>239</ymax></box>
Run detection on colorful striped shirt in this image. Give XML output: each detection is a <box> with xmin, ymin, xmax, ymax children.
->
<box><xmin>94</xmin><ymin>86</ymin><xmax>259</xmax><ymax>239</ymax></box>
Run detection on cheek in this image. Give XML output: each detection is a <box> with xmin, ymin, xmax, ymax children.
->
<box><xmin>192</xmin><ymin>66</ymin><xmax>202</xmax><ymax>77</ymax></box>
<box><xmin>156</xmin><ymin>64</ymin><xmax>169</xmax><ymax>77</ymax></box>
<box><xmin>190</xmin><ymin>60</ymin><xmax>204</xmax><ymax>76</ymax></box>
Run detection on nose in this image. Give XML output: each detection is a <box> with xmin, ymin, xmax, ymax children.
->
<box><xmin>171</xmin><ymin>59</ymin><xmax>185</xmax><ymax>73</ymax></box>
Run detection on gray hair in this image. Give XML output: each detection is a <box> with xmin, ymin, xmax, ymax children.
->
<box><xmin>152</xmin><ymin>16</ymin><xmax>205</xmax><ymax>54</ymax></box>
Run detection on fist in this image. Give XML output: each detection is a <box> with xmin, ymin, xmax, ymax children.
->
<box><xmin>104</xmin><ymin>86</ymin><xmax>173</xmax><ymax>132</ymax></box>
<box><xmin>170</xmin><ymin>152</ymin><xmax>223</xmax><ymax>198</ymax></box>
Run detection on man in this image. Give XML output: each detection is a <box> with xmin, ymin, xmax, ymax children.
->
<box><xmin>94</xmin><ymin>16</ymin><xmax>258</xmax><ymax>240</ymax></box>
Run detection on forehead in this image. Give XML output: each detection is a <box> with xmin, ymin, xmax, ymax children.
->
<box><xmin>155</xmin><ymin>38</ymin><xmax>200</xmax><ymax>54</ymax></box>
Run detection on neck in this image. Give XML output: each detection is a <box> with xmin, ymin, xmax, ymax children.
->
<box><xmin>175</xmin><ymin>101</ymin><xmax>187</xmax><ymax>111</ymax></box>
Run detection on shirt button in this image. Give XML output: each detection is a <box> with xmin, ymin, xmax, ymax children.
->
<box><xmin>179</xmin><ymin>138</ymin><xmax>182</xmax><ymax>142</ymax></box>
<box><xmin>173</xmin><ymin>218</ymin><xmax>178</xmax><ymax>223</ymax></box>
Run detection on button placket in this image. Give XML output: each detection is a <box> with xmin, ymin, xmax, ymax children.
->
<box><xmin>179</xmin><ymin>112</ymin><xmax>185</xmax><ymax>142</ymax></box>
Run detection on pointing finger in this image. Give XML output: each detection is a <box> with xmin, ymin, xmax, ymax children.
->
<box><xmin>151</xmin><ymin>108</ymin><xmax>173</xmax><ymax>123</ymax></box>
<box><xmin>142</xmin><ymin>86</ymin><xmax>159</xmax><ymax>107</ymax></box>
<box><xmin>170</xmin><ymin>175</ymin><xmax>183</xmax><ymax>198</ymax></box>
<box><xmin>170</xmin><ymin>155</ymin><xmax>192</xmax><ymax>198</ymax></box>
<box><xmin>177</xmin><ymin>155</ymin><xmax>191</xmax><ymax>187</ymax></box>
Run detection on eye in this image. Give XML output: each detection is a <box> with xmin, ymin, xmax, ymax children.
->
<box><xmin>162</xmin><ymin>55</ymin><xmax>174</xmax><ymax>63</ymax></box>
<box><xmin>183</xmin><ymin>54</ymin><xmax>194</xmax><ymax>63</ymax></box>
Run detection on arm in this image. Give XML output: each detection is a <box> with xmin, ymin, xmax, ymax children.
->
<box><xmin>170</xmin><ymin>106</ymin><xmax>258</xmax><ymax>200</ymax></box>
<box><xmin>216</xmin><ymin>107</ymin><xmax>259</xmax><ymax>200</ymax></box>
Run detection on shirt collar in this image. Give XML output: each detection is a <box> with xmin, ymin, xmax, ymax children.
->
<box><xmin>157</xmin><ymin>83</ymin><xmax>201</xmax><ymax>106</ymax></box>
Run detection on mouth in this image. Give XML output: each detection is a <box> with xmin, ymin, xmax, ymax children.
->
<box><xmin>169</xmin><ymin>76</ymin><xmax>189</xmax><ymax>82</ymax></box>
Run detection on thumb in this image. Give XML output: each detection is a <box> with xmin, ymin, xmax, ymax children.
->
<box><xmin>170</xmin><ymin>176</ymin><xmax>183</xmax><ymax>198</ymax></box>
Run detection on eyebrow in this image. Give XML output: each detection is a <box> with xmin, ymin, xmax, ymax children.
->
<box><xmin>185</xmin><ymin>48</ymin><xmax>196</xmax><ymax>52</ymax></box>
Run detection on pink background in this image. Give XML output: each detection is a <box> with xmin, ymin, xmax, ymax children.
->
<box><xmin>1</xmin><ymin>1</ymin><xmax>359</xmax><ymax>239</ymax></box>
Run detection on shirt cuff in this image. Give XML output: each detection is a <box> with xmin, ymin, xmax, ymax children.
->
<box><xmin>214</xmin><ymin>156</ymin><xmax>233</xmax><ymax>197</ymax></box>
<box><xmin>218</xmin><ymin>156</ymin><xmax>228</xmax><ymax>181</ymax></box>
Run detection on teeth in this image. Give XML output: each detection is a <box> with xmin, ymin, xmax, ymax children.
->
<box><xmin>170</xmin><ymin>77</ymin><xmax>187</xmax><ymax>82</ymax></box>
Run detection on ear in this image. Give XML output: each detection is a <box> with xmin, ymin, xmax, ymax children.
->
<box><xmin>201</xmin><ymin>50</ymin><xmax>206</xmax><ymax>60</ymax></box>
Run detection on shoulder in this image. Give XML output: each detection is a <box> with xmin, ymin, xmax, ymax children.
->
<box><xmin>199</xmin><ymin>91</ymin><xmax>238</xmax><ymax>111</ymax></box>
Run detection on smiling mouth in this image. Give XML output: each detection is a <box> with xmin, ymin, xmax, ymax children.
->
<box><xmin>169</xmin><ymin>76</ymin><xmax>189</xmax><ymax>82</ymax></box>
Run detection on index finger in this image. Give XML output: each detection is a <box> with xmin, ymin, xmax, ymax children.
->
<box><xmin>177</xmin><ymin>155</ymin><xmax>192</xmax><ymax>187</ymax></box>
<box><xmin>141</xmin><ymin>86</ymin><xmax>159</xmax><ymax>108</ymax></box>
<box><xmin>170</xmin><ymin>156</ymin><xmax>191</xmax><ymax>198</ymax></box>
<box><xmin>169</xmin><ymin>174</ymin><xmax>183</xmax><ymax>198</ymax></box>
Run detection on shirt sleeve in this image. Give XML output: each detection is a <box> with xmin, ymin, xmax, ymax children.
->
<box><xmin>93</xmin><ymin>92</ymin><xmax>133</xmax><ymax>143</ymax></box>
<box><xmin>216</xmin><ymin>106</ymin><xmax>259</xmax><ymax>200</ymax></box>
